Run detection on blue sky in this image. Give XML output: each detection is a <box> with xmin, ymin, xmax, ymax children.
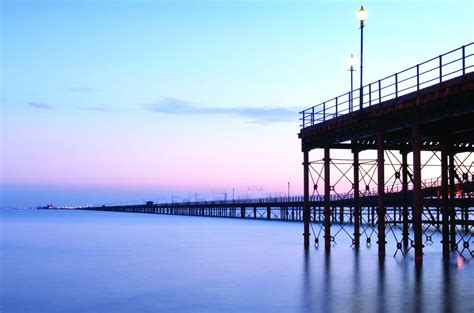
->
<box><xmin>1</xmin><ymin>0</ymin><xmax>473</xmax><ymax>207</ymax></box>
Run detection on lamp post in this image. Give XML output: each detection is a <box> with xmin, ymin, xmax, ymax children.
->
<box><xmin>357</xmin><ymin>6</ymin><xmax>367</xmax><ymax>110</ymax></box>
<box><xmin>347</xmin><ymin>53</ymin><xmax>356</xmax><ymax>112</ymax></box>
<box><xmin>287</xmin><ymin>182</ymin><xmax>290</xmax><ymax>200</ymax></box>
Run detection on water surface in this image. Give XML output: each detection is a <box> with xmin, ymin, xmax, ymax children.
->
<box><xmin>1</xmin><ymin>209</ymin><xmax>472</xmax><ymax>312</ymax></box>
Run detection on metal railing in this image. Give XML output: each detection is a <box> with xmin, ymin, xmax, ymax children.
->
<box><xmin>300</xmin><ymin>43</ymin><xmax>474</xmax><ymax>128</ymax></box>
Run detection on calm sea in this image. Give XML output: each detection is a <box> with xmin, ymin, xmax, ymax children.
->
<box><xmin>1</xmin><ymin>209</ymin><xmax>473</xmax><ymax>313</ymax></box>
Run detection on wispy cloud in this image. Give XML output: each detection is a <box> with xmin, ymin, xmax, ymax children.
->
<box><xmin>65</xmin><ymin>86</ymin><xmax>94</xmax><ymax>93</ymax></box>
<box><xmin>76</xmin><ymin>106</ymin><xmax>108</xmax><ymax>112</ymax></box>
<box><xmin>146</xmin><ymin>97</ymin><xmax>296</xmax><ymax>124</ymax></box>
<box><xmin>28</xmin><ymin>102</ymin><xmax>54</xmax><ymax>110</ymax></box>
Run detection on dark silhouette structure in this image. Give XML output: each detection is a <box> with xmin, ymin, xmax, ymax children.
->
<box><xmin>299</xmin><ymin>43</ymin><xmax>474</xmax><ymax>262</ymax></box>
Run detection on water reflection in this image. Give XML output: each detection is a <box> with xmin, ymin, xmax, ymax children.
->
<box><xmin>300</xmin><ymin>247</ymin><xmax>468</xmax><ymax>313</ymax></box>
<box><xmin>413</xmin><ymin>263</ymin><xmax>423</xmax><ymax>313</ymax></box>
<box><xmin>351</xmin><ymin>249</ymin><xmax>361</xmax><ymax>313</ymax></box>
<box><xmin>377</xmin><ymin>258</ymin><xmax>386</xmax><ymax>313</ymax></box>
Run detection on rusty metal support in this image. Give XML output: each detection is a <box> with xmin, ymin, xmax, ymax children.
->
<box><xmin>353</xmin><ymin>148</ymin><xmax>360</xmax><ymax>247</ymax></box>
<box><xmin>449</xmin><ymin>153</ymin><xmax>456</xmax><ymax>250</ymax></box>
<box><xmin>441</xmin><ymin>146</ymin><xmax>450</xmax><ymax>259</ymax></box>
<box><xmin>303</xmin><ymin>150</ymin><xmax>310</xmax><ymax>249</ymax></box>
<box><xmin>412</xmin><ymin>123</ymin><xmax>423</xmax><ymax>263</ymax></box>
<box><xmin>324</xmin><ymin>147</ymin><xmax>331</xmax><ymax>251</ymax></box>
<box><xmin>377</xmin><ymin>130</ymin><xmax>386</xmax><ymax>259</ymax></box>
<box><xmin>401</xmin><ymin>150</ymin><xmax>409</xmax><ymax>248</ymax></box>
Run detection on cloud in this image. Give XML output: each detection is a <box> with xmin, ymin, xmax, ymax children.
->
<box><xmin>65</xmin><ymin>86</ymin><xmax>94</xmax><ymax>93</ymax></box>
<box><xmin>76</xmin><ymin>106</ymin><xmax>108</xmax><ymax>112</ymax></box>
<box><xmin>28</xmin><ymin>102</ymin><xmax>54</xmax><ymax>110</ymax></box>
<box><xmin>146</xmin><ymin>97</ymin><xmax>296</xmax><ymax>124</ymax></box>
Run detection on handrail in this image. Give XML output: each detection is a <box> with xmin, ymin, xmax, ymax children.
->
<box><xmin>87</xmin><ymin>175</ymin><xmax>472</xmax><ymax>209</ymax></box>
<box><xmin>300</xmin><ymin>43</ymin><xmax>474</xmax><ymax>129</ymax></box>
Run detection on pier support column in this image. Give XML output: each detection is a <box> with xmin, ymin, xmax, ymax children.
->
<box><xmin>401</xmin><ymin>151</ymin><xmax>409</xmax><ymax>249</ymax></box>
<box><xmin>303</xmin><ymin>150</ymin><xmax>310</xmax><ymax>249</ymax></box>
<box><xmin>449</xmin><ymin>153</ymin><xmax>456</xmax><ymax>250</ymax></box>
<box><xmin>324</xmin><ymin>147</ymin><xmax>331</xmax><ymax>251</ymax></box>
<box><xmin>441</xmin><ymin>146</ymin><xmax>450</xmax><ymax>259</ymax></box>
<box><xmin>412</xmin><ymin>123</ymin><xmax>423</xmax><ymax>263</ymax></box>
<box><xmin>353</xmin><ymin>148</ymin><xmax>360</xmax><ymax>247</ymax></box>
<box><xmin>377</xmin><ymin>130</ymin><xmax>386</xmax><ymax>259</ymax></box>
<box><xmin>241</xmin><ymin>207</ymin><xmax>245</xmax><ymax>218</ymax></box>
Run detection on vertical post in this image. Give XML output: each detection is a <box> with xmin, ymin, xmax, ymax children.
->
<box><xmin>353</xmin><ymin>148</ymin><xmax>360</xmax><ymax>247</ymax></box>
<box><xmin>369</xmin><ymin>83</ymin><xmax>372</xmax><ymax>106</ymax></box>
<box><xmin>303</xmin><ymin>150</ymin><xmax>310</xmax><ymax>249</ymax></box>
<box><xmin>412</xmin><ymin>123</ymin><xmax>423</xmax><ymax>263</ymax></box>
<box><xmin>416</xmin><ymin>64</ymin><xmax>420</xmax><ymax>91</ymax></box>
<box><xmin>401</xmin><ymin>151</ymin><xmax>409</xmax><ymax>248</ymax></box>
<box><xmin>266</xmin><ymin>206</ymin><xmax>271</xmax><ymax>220</ymax></box>
<box><xmin>439</xmin><ymin>55</ymin><xmax>443</xmax><ymax>83</ymax></box>
<box><xmin>378</xmin><ymin>80</ymin><xmax>382</xmax><ymax>104</ymax></box>
<box><xmin>441</xmin><ymin>146</ymin><xmax>450</xmax><ymax>259</ymax></box>
<box><xmin>462</xmin><ymin>45</ymin><xmax>466</xmax><ymax>75</ymax></box>
<box><xmin>241</xmin><ymin>207</ymin><xmax>245</xmax><ymax>218</ymax></box>
<box><xmin>323</xmin><ymin>102</ymin><xmax>326</xmax><ymax>122</ymax></box>
<box><xmin>395</xmin><ymin>73</ymin><xmax>398</xmax><ymax>98</ymax></box>
<box><xmin>449</xmin><ymin>153</ymin><xmax>456</xmax><ymax>250</ymax></box>
<box><xmin>350</xmin><ymin>67</ymin><xmax>354</xmax><ymax>112</ymax></box>
<box><xmin>359</xmin><ymin>19</ymin><xmax>364</xmax><ymax>110</ymax></box>
<box><xmin>377</xmin><ymin>130</ymin><xmax>386</xmax><ymax>259</ymax></box>
<box><xmin>324</xmin><ymin>147</ymin><xmax>331</xmax><ymax>251</ymax></box>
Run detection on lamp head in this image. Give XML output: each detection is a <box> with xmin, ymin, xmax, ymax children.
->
<box><xmin>357</xmin><ymin>6</ymin><xmax>367</xmax><ymax>22</ymax></box>
<box><xmin>347</xmin><ymin>53</ymin><xmax>357</xmax><ymax>69</ymax></box>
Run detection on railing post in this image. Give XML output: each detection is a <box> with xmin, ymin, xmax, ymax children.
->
<box><xmin>369</xmin><ymin>83</ymin><xmax>372</xmax><ymax>106</ymax></box>
<box><xmin>323</xmin><ymin>102</ymin><xmax>326</xmax><ymax>122</ymax></box>
<box><xmin>302</xmin><ymin>111</ymin><xmax>305</xmax><ymax>127</ymax></box>
<box><xmin>395</xmin><ymin>73</ymin><xmax>398</xmax><ymax>98</ymax></box>
<box><xmin>335</xmin><ymin>97</ymin><xmax>338</xmax><ymax>117</ymax></box>
<box><xmin>462</xmin><ymin>45</ymin><xmax>466</xmax><ymax>75</ymax></box>
<box><xmin>311</xmin><ymin>107</ymin><xmax>314</xmax><ymax>125</ymax></box>
<box><xmin>378</xmin><ymin>80</ymin><xmax>382</xmax><ymax>104</ymax></box>
<box><xmin>417</xmin><ymin>64</ymin><xmax>420</xmax><ymax>92</ymax></box>
<box><xmin>439</xmin><ymin>55</ymin><xmax>443</xmax><ymax>83</ymax></box>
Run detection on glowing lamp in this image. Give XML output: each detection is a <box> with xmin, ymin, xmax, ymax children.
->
<box><xmin>357</xmin><ymin>6</ymin><xmax>367</xmax><ymax>22</ymax></box>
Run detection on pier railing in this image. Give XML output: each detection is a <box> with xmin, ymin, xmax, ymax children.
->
<box><xmin>300</xmin><ymin>43</ymin><xmax>474</xmax><ymax>128</ymax></box>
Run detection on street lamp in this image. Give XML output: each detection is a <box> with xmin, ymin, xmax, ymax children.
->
<box><xmin>357</xmin><ymin>6</ymin><xmax>367</xmax><ymax>110</ymax></box>
<box><xmin>347</xmin><ymin>53</ymin><xmax>357</xmax><ymax>112</ymax></box>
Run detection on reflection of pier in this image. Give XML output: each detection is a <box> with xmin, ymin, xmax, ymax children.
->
<box><xmin>299</xmin><ymin>43</ymin><xmax>474</xmax><ymax>262</ymax></box>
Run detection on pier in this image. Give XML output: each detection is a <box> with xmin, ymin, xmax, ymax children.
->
<box><xmin>81</xmin><ymin>43</ymin><xmax>473</xmax><ymax>263</ymax></box>
<box><xmin>300</xmin><ymin>43</ymin><xmax>474</xmax><ymax>262</ymax></box>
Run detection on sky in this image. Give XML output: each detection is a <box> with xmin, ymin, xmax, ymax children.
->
<box><xmin>1</xmin><ymin>0</ymin><xmax>473</xmax><ymax>207</ymax></box>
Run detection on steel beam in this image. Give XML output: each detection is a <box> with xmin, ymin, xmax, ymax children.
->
<box><xmin>303</xmin><ymin>150</ymin><xmax>310</xmax><ymax>249</ymax></box>
<box><xmin>324</xmin><ymin>147</ymin><xmax>331</xmax><ymax>251</ymax></box>
<box><xmin>353</xmin><ymin>148</ymin><xmax>360</xmax><ymax>247</ymax></box>
<box><xmin>401</xmin><ymin>151</ymin><xmax>409</xmax><ymax>249</ymax></box>
<box><xmin>441</xmin><ymin>146</ymin><xmax>450</xmax><ymax>259</ymax></box>
<box><xmin>449</xmin><ymin>153</ymin><xmax>456</xmax><ymax>250</ymax></box>
<box><xmin>412</xmin><ymin>123</ymin><xmax>423</xmax><ymax>262</ymax></box>
<box><xmin>377</xmin><ymin>130</ymin><xmax>386</xmax><ymax>259</ymax></box>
